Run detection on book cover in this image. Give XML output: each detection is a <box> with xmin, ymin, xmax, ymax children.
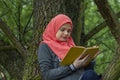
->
<box><xmin>60</xmin><ymin>46</ymin><xmax>99</xmax><ymax>66</ymax></box>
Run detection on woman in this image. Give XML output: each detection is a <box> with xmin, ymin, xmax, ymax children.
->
<box><xmin>38</xmin><ymin>14</ymin><xmax>100</xmax><ymax>80</ymax></box>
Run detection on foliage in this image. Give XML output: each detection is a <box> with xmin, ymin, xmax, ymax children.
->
<box><xmin>0</xmin><ymin>0</ymin><xmax>33</xmax><ymax>45</ymax></box>
<box><xmin>83</xmin><ymin>0</ymin><xmax>119</xmax><ymax>75</ymax></box>
<box><xmin>0</xmin><ymin>0</ymin><xmax>120</xmax><ymax>79</ymax></box>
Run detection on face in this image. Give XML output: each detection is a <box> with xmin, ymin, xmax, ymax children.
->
<box><xmin>56</xmin><ymin>23</ymin><xmax>72</xmax><ymax>41</ymax></box>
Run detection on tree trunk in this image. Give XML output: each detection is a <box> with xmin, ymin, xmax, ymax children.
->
<box><xmin>64</xmin><ymin>0</ymin><xmax>83</xmax><ymax>45</ymax></box>
<box><xmin>23</xmin><ymin>0</ymin><xmax>66</xmax><ymax>79</ymax></box>
<box><xmin>24</xmin><ymin>0</ymin><xmax>84</xmax><ymax>79</ymax></box>
<box><xmin>0</xmin><ymin>40</ymin><xmax>24</xmax><ymax>79</ymax></box>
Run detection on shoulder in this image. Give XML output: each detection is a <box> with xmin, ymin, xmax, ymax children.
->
<box><xmin>38</xmin><ymin>42</ymin><xmax>54</xmax><ymax>59</ymax></box>
<box><xmin>39</xmin><ymin>42</ymin><xmax>49</xmax><ymax>49</ymax></box>
<box><xmin>38</xmin><ymin>42</ymin><xmax>52</xmax><ymax>54</ymax></box>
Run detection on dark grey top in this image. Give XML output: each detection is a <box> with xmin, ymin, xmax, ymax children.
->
<box><xmin>38</xmin><ymin>43</ymin><xmax>94</xmax><ymax>80</ymax></box>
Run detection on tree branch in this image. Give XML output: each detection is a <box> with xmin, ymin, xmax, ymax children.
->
<box><xmin>0</xmin><ymin>18</ymin><xmax>27</xmax><ymax>58</ymax></box>
<box><xmin>0</xmin><ymin>45</ymin><xmax>15</xmax><ymax>51</ymax></box>
<box><xmin>84</xmin><ymin>12</ymin><xmax>120</xmax><ymax>43</ymax></box>
<box><xmin>94</xmin><ymin>0</ymin><xmax>120</xmax><ymax>46</ymax></box>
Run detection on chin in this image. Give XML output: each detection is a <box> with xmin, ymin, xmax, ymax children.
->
<box><xmin>61</xmin><ymin>40</ymin><xmax>67</xmax><ymax>42</ymax></box>
<box><xmin>57</xmin><ymin>38</ymin><xmax>68</xmax><ymax>42</ymax></box>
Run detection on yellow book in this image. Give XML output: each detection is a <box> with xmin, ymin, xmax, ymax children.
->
<box><xmin>60</xmin><ymin>46</ymin><xmax>99</xmax><ymax>66</ymax></box>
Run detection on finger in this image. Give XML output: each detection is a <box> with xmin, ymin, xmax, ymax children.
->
<box><xmin>82</xmin><ymin>54</ymin><xmax>91</xmax><ymax>61</ymax></box>
<box><xmin>76</xmin><ymin>53</ymin><xmax>85</xmax><ymax>60</ymax></box>
<box><xmin>93</xmin><ymin>51</ymin><xmax>101</xmax><ymax>58</ymax></box>
<box><xmin>93</xmin><ymin>46</ymin><xmax>99</xmax><ymax>48</ymax></box>
<box><xmin>82</xmin><ymin>54</ymin><xmax>93</xmax><ymax>66</ymax></box>
<box><xmin>78</xmin><ymin>53</ymin><xmax>88</xmax><ymax>59</ymax></box>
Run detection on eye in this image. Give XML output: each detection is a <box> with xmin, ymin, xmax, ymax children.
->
<box><xmin>60</xmin><ymin>28</ymin><xmax>65</xmax><ymax>32</ymax></box>
<box><xmin>67</xmin><ymin>29</ymin><xmax>72</xmax><ymax>33</ymax></box>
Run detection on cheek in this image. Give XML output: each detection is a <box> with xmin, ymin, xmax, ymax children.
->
<box><xmin>56</xmin><ymin>34</ymin><xmax>59</xmax><ymax>39</ymax></box>
<box><xmin>56</xmin><ymin>32</ymin><xmax>61</xmax><ymax>39</ymax></box>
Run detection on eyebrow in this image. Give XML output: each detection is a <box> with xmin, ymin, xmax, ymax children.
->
<box><xmin>60</xmin><ymin>27</ymin><xmax>72</xmax><ymax>30</ymax></box>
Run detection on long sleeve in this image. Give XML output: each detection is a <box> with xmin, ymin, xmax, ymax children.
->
<box><xmin>37</xmin><ymin>43</ymin><xmax>73</xmax><ymax>80</ymax></box>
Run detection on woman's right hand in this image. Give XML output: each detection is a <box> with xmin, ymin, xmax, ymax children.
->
<box><xmin>73</xmin><ymin>54</ymin><xmax>92</xmax><ymax>69</ymax></box>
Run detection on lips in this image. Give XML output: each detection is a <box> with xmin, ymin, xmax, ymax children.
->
<box><xmin>62</xmin><ymin>37</ymin><xmax>68</xmax><ymax>40</ymax></box>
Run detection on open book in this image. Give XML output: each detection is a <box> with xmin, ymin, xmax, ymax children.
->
<box><xmin>60</xmin><ymin>46</ymin><xmax>99</xmax><ymax>66</ymax></box>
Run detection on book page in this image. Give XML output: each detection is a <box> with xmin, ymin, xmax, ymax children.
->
<box><xmin>80</xmin><ymin>47</ymin><xmax>99</xmax><ymax>58</ymax></box>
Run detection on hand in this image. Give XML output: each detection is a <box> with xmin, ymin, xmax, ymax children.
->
<box><xmin>73</xmin><ymin>54</ymin><xmax>92</xmax><ymax>69</ymax></box>
<box><xmin>93</xmin><ymin>51</ymin><xmax>101</xmax><ymax>59</ymax></box>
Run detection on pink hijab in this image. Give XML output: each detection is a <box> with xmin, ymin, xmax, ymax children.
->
<box><xmin>42</xmin><ymin>14</ymin><xmax>75</xmax><ymax>60</ymax></box>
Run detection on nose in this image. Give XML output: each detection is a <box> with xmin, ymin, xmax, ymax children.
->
<box><xmin>64</xmin><ymin>30</ymin><xmax>69</xmax><ymax>35</ymax></box>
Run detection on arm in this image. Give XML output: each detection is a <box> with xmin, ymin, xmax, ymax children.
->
<box><xmin>37</xmin><ymin>43</ymin><xmax>74</xmax><ymax>80</ymax></box>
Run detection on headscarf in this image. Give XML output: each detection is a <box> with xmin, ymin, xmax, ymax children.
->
<box><xmin>42</xmin><ymin>14</ymin><xmax>75</xmax><ymax>60</ymax></box>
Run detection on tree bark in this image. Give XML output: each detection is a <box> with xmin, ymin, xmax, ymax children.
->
<box><xmin>0</xmin><ymin>46</ymin><xmax>24</xmax><ymax>79</ymax></box>
<box><xmin>64</xmin><ymin>0</ymin><xmax>82</xmax><ymax>45</ymax></box>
